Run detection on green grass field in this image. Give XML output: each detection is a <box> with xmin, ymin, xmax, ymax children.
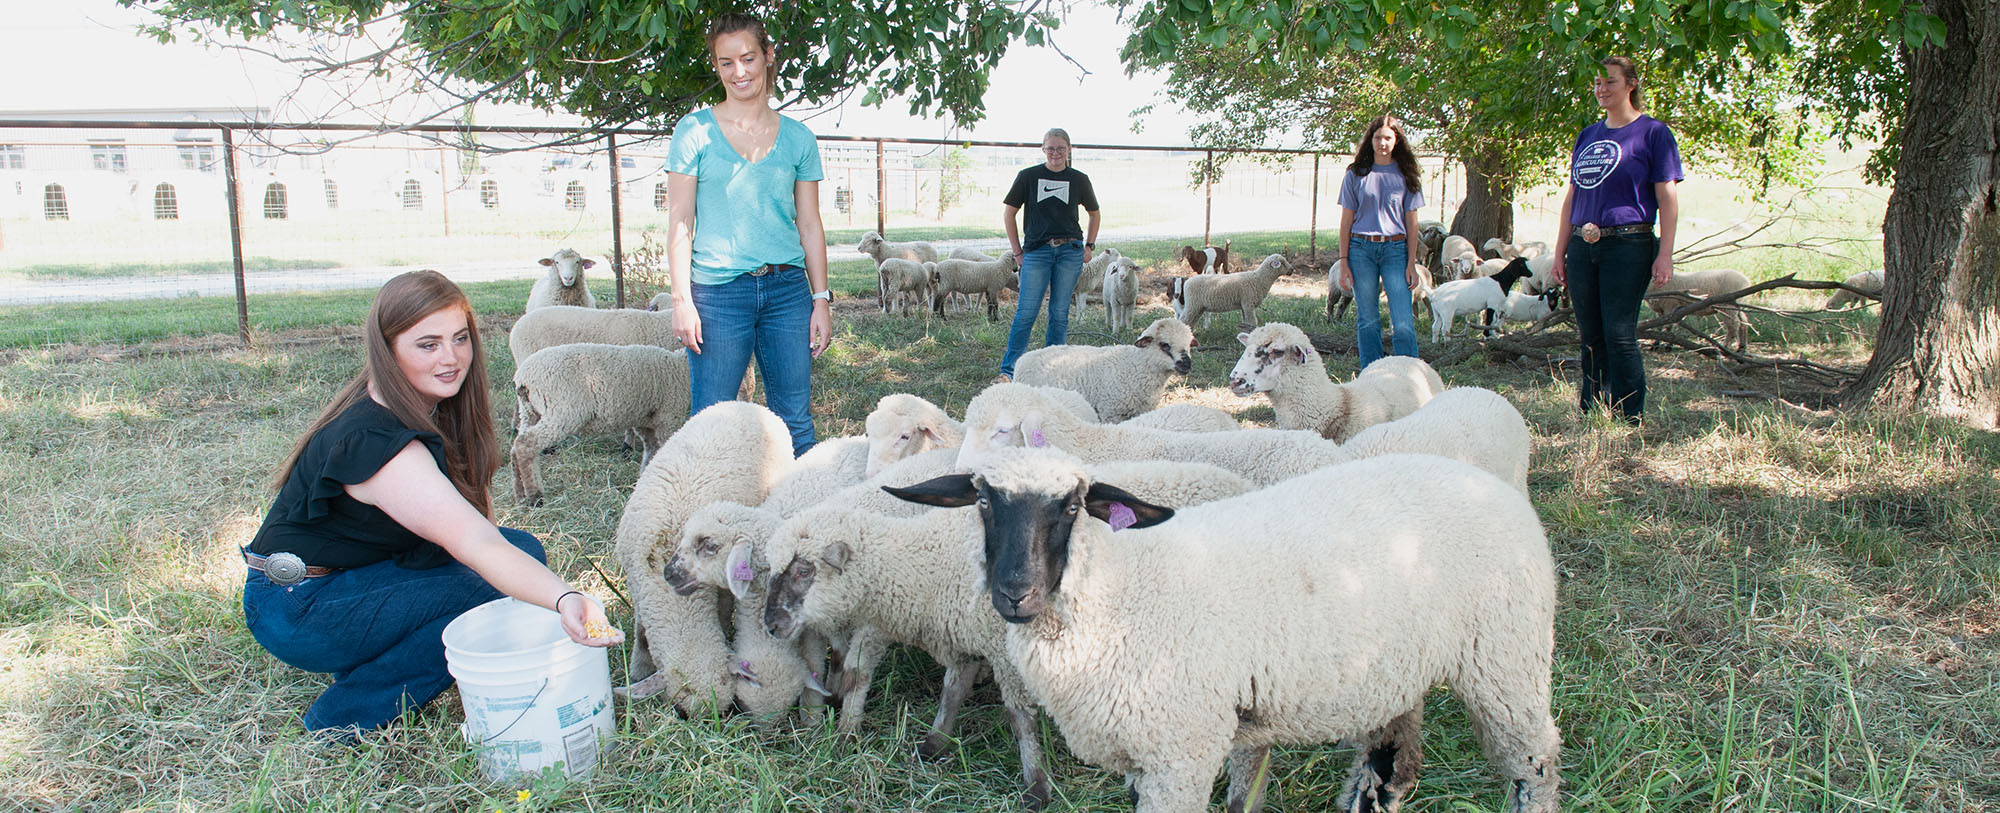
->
<box><xmin>1</xmin><ymin>221</ymin><xmax>1993</xmax><ymax>811</ymax></box>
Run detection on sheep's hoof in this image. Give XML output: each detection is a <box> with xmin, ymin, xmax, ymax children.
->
<box><xmin>1021</xmin><ymin>775</ymin><xmax>1052</xmax><ymax>811</ymax></box>
<box><xmin>520</xmin><ymin>492</ymin><xmax>543</xmax><ymax>508</ymax></box>
<box><xmin>916</xmin><ymin>731</ymin><xmax>952</xmax><ymax>760</ymax></box>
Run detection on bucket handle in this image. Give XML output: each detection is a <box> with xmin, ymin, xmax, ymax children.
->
<box><xmin>475</xmin><ymin>678</ymin><xmax>549</xmax><ymax>745</ymax></box>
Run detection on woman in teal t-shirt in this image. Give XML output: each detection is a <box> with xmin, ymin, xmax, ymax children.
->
<box><xmin>666</xmin><ymin>13</ymin><xmax>832</xmax><ymax>456</ymax></box>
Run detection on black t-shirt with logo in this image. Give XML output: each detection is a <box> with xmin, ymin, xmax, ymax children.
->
<box><xmin>249</xmin><ymin>397</ymin><xmax>455</xmax><ymax>570</ymax></box>
<box><xmin>1004</xmin><ymin>164</ymin><xmax>1099</xmax><ymax>251</ymax></box>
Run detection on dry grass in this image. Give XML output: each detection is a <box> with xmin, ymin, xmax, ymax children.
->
<box><xmin>1</xmin><ymin>259</ymin><xmax>1994</xmax><ymax>812</ymax></box>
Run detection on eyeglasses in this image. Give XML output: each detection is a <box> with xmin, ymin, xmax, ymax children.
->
<box><xmin>1042</xmin><ymin>145</ymin><xmax>1070</xmax><ymax>153</ymax></box>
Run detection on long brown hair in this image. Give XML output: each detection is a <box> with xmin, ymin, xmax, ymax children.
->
<box><xmin>707</xmin><ymin>13</ymin><xmax>777</xmax><ymax>99</ymax></box>
<box><xmin>1347</xmin><ymin>115</ymin><xmax>1424</xmax><ymax>193</ymax></box>
<box><xmin>273</xmin><ymin>270</ymin><xmax>498</xmax><ymax>515</ymax></box>
<box><xmin>1601</xmin><ymin>56</ymin><xmax>1646</xmax><ymax>111</ymax></box>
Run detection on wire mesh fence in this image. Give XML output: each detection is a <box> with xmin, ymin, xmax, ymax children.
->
<box><xmin>0</xmin><ymin>121</ymin><xmax>1466</xmax><ymax>348</ymax></box>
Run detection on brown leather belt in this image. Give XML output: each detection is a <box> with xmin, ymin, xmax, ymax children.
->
<box><xmin>1353</xmin><ymin>233</ymin><xmax>1403</xmax><ymax>242</ymax></box>
<box><xmin>1046</xmin><ymin>237</ymin><xmax>1078</xmax><ymax>246</ymax></box>
<box><xmin>1574</xmin><ymin>223</ymin><xmax>1653</xmax><ymax>243</ymax></box>
<box><xmin>245</xmin><ymin>550</ymin><xmax>339</xmax><ymax>581</ymax></box>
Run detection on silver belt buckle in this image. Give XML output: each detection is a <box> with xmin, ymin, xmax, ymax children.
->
<box><xmin>748</xmin><ymin>264</ymin><xmax>776</xmax><ymax>276</ymax></box>
<box><xmin>1579</xmin><ymin>223</ymin><xmax>1602</xmax><ymax>244</ymax></box>
<box><xmin>264</xmin><ymin>552</ymin><xmax>310</xmax><ymax>586</ymax></box>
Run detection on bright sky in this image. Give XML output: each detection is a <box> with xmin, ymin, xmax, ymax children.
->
<box><xmin>0</xmin><ymin>0</ymin><xmax>1205</xmax><ymax>147</ymax></box>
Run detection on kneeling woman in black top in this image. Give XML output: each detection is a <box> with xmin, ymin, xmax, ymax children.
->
<box><xmin>243</xmin><ymin>270</ymin><xmax>621</xmax><ymax>735</ymax></box>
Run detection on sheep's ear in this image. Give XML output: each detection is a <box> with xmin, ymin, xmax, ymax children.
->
<box><xmin>1187</xmin><ymin>335</ymin><xmax>1199</xmax><ymax>348</ymax></box>
<box><xmin>538</xmin><ymin>258</ymin><xmax>555</xmax><ymax>267</ymax></box>
<box><xmin>1022</xmin><ymin>414</ymin><xmax>1049</xmax><ymax>448</ymax></box>
<box><xmin>582</xmin><ymin>259</ymin><xmax>597</xmax><ymax>269</ymax></box>
<box><xmin>1290</xmin><ymin>346</ymin><xmax>1308</xmax><ymax>365</ymax></box>
<box><xmin>1084</xmin><ymin>483</ymin><xmax>1174</xmax><ymax>529</ymax></box>
<box><xmin>818</xmin><ymin>541</ymin><xmax>850</xmax><ymax>574</ymax></box>
<box><xmin>1134</xmin><ymin>335</ymin><xmax>1156</xmax><ymax>348</ymax></box>
<box><xmin>883</xmin><ymin>474</ymin><xmax>979</xmax><ymax>508</ymax></box>
<box><xmin>1236</xmin><ymin>332</ymin><xmax>1252</xmax><ymax>347</ymax></box>
<box><xmin>725</xmin><ymin>541</ymin><xmax>756</xmax><ymax>600</ymax></box>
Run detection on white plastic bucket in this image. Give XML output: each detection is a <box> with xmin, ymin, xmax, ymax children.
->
<box><xmin>442</xmin><ymin>597</ymin><xmax>615</xmax><ymax>783</ymax></box>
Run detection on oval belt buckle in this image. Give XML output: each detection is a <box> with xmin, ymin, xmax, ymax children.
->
<box><xmin>264</xmin><ymin>552</ymin><xmax>310</xmax><ymax>586</ymax></box>
<box><xmin>1580</xmin><ymin>223</ymin><xmax>1602</xmax><ymax>244</ymax></box>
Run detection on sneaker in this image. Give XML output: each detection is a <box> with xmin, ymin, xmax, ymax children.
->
<box><xmin>990</xmin><ymin>373</ymin><xmax>1012</xmax><ymax>385</ymax></box>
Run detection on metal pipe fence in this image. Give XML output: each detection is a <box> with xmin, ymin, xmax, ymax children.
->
<box><xmin>0</xmin><ymin>120</ymin><xmax>1465</xmax><ymax>348</ymax></box>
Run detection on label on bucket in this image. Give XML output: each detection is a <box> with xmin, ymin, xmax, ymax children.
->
<box><xmin>557</xmin><ymin>695</ymin><xmax>606</xmax><ymax>729</ymax></box>
<box><xmin>562</xmin><ymin>727</ymin><xmax>600</xmax><ymax>775</ymax></box>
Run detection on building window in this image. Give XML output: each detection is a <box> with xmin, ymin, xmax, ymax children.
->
<box><xmin>154</xmin><ymin>183</ymin><xmax>179</xmax><ymax>220</ymax></box>
<box><xmin>43</xmin><ymin>184</ymin><xmax>69</xmax><ymax>220</ymax></box>
<box><xmin>480</xmin><ymin>179</ymin><xmax>500</xmax><ymax>209</ymax></box>
<box><xmin>564</xmin><ymin>181</ymin><xmax>586</xmax><ymax>211</ymax></box>
<box><xmin>323</xmin><ymin>179</ymin><xmax>339</xmax><ymax>210</ymax></box>
<box><xmin>89</xmin><ymin>141</ymin><xmax>129</xmax><ymax>173</ymax></box>
<box><xmin>0</xmin><ymin>144</ymin><xmax>24</xmax><ymax>170</ymax></box>
<box><xmin>401</xmin><ymin>179</ymin><xmax>424</xmax><ymax>210</ymax></box>
<box><xmin>176</xmin><ymin>141</ymin><xmax>216</xmax><ymax>172</ymax></box>
<box><xmin>654</xmin><ymin>182</ymin><xmax>669</xmax><ymax>211</ymax></box>
<box><xmin>263</xmin><ymin>183</ymin><xmax>288</xmax><ymax>219</ymax></box>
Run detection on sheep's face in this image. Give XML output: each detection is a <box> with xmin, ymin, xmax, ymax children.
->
<box><xmin>1228</xmin><ymin>329</ymin><xmax>1309</xmax><ymax>395</ymax></box>
<box><xmin>1135</xmin><ymin>317</ymin><xmax>1196</xmax><ymax>375</ymax></box>
<box><xmin>865</xmin><ymin>410</ymin><xmax>949</xmax><ymax>478</ymax></box>
<box><xmin>856</xmin><ymin>232</ymin><xmax>882</xmax><ymax>256</ymax></box>
<box><xmin>884</xmin><ymin>456</ymin><xmax>1172</xmax><ymax>624</ymax></box>
<box><xmin>671</xmin><ymin>503</ymin><xmax>773</xmax><ymax>599</ymax></box>
<box><xmin>540</xmin><ymin>248</ymin><xmax>593</xmax><ymax>287</ymax></box>
<box><xmin>762</xmin><ymin>529</ymin><xmax>848</xmax><ymax>640</ymax></box>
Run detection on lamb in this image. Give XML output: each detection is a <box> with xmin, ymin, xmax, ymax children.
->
<box><xmin>614</xmin><ymin>402</ymin><xmax>796</xmax><ymax>713</ymax></box>
<box><xmin>1103</xmin><ymin>256</ymin><xmax>1140</xmax><ymax>333</ymax></box>
<box><xmin>885</xmin><ymin>449</ymin><xmax>1562</xmax><ymax>813</ymax></box>
<box><xmin>1342</xmin><ymin>386</ymin><xmax>1533</xmax><ymax>496</ymax></box>
<box><xmin>948</xmin><ymin>247</ymin><xmax>997</xmax><ymax>261</ymax></box>
<box><xmin>1227</xmin><ymin>323</ymin><xmax>1445</xmax><ymax>442</ymax></box>
<box><xmin>526</xmin><ymin>248</ymin><xmax>597</xmax><ymax>310</ymax></box>
<box><xmin>1499</xmin><ymin>289</ymin><xmax>1560</xmax><ymax>326</ymax></box>
<box><xmin>1647</xmin><ymin>267</ymin><xmax>1754</xmax><ymax>350</ymax></box>
<box><xmin>510</xmin><ymin>343</ymin><xmax>691</xmax><ymax>505</ymax></box>
<box><xmin>1072</xmin><ymin>247</ymin><xmax>1125</xmax><ymax>316</ymax></box>
<box><xmin>507</xmin><ymin>304</ymin><xmax>680</xmax><ymax>364</ymax></box>
<box><xmin>1172</xmin><ymin>253</ymin><xmax>1292</xmax><ymax>331</ymax></box>
<box><xmin>930</xmin><ymin>253</ymin><xmax>1022</xmax><ymax>320</ymax></box>
<box><xmin>1439</xmin><ymin>234</ymin><xmax>1478</xmax><ymax>279</ymax></box>
<box><xmin>877</xmin><ymin>258</ymin><xmax>933</xmax><ymax>316</ymax></box>
<box><xmin>865</xmin><ymin>391</ymin><xmax>1098</xmax><ymax>478</ymax></box>
<box><xmin>1179</xmin><ymin>240</ymin><xmax>1231</xmax><ymax>274</ymax></box>
<box><xmin>1429</xmin><ymin>257</ymin><xmax>1534</xmax><ymax>341</ymax></box>
<box><xmin>1013</xmin><ymin>317</ymin><xmax>1198</xmax><ymax>422</ymax></box>
<box><xmin>857</xmin><ymin>231</ymin><xmax>939</xmax><ymax>313</ymax></box>
<box><xmin>1120</xmin><ymin>403</ymin><xmax>1240</xmax><ymax>433</ymax></box>
<box><xmin>1825</xmin><ymin>268</ymin><xmax>1884</xmax><ymax>310</ymax></box>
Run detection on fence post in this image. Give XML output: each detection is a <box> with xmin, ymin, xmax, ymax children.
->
<box><xmin>438</xmin><ymin>147</ymin><xmax>451</xmax><ymax>237</ymax></box>
<box><xmin>1309</xmin><ymin>153</ymin><xmax>1320</xmax><ymax>266</ymax></box>
<box><xmin>221</xmin><ymin>127</ymin><xmax>250</xmax><ymax>346</ymax></box>
<box><xmin>1203</xmin><ymin>149</ymin><xmax>1213</xmax><ymax>247</ymax></box>
<box><xmin>875</xmin><ymin>140</ymin><xmax>886</xmax><ymax>237</ymax></box>
<box><xmin>607</xmin><ymin>132</ymin><xmax>626</xmax><ymax>308</ymax></box>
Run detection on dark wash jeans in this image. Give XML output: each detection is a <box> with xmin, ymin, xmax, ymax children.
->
<box><xmin>1565</xmin><ymin>232</ymin><xmax>1658</xmax><ymax>421</ymax></box>
<box><xmin>242</xmin><ymin>527</ymin><xmax>546</xmax><ymax>734</ymax></box>
<box><xmin>1000</xmin><ymin>241</ymin><xmax>1086</xmax><ymax>377</ymax></box>
<box><xmin>687</xmin><ymin>264</ymin><xmax>817</xmax><ymax>456</ymax></box>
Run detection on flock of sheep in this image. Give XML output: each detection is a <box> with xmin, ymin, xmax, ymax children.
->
<box><xmin>490</xmin><ymin>229</ymin><xmax>1883</xmax><ymax>811</ymax></box>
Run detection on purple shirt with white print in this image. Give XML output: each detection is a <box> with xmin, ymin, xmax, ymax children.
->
<box><xmin>1567</xmin><ymin>115</ymin><xmax>1683</xmax><ymax>227</ymax></box>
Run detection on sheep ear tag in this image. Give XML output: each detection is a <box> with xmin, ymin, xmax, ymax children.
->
<box><xmin>726</xmin><ymin>542</ymin><xmax>755</xmax><ymax>599</ymax></box>
<box><xmin>805</xmin><ymin>670</ymin><xmax>832</xmax><ymax>697</ymax></box>
<box><xmin>732</xmin><ymin>659</ymin><xmax>763</xmax><ymax>689</ymax></box>
<box><xmin>1106</xmin><ymin>502</ymin><xmax>1137</xmax><ymax>531</ymax></box>
<box><xmin>1029</xmin><ymin>427</ymin><xmax>1048</xmax><ymax>448</ymax></box>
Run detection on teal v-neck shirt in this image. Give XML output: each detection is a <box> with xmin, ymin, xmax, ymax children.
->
<box><xmin>666</xmin><ymin>109</ymin><xmax>825</xmax><ymax>285</ymax></box>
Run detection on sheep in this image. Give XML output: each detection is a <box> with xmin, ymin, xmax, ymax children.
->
<box><xmin>949</xmin><ymin>247</ymin><xmax>997</xmax><ymax>261</ymax></box>
<box><xmin>1499</xmin><ymin>289</ymin><xmax>1560</xmax><ymax>326</ymax></box>
<box><xmin>1013</xmin><ymin>317</ymin><xmax>1197</xmax><ymax>422</ymax></box>
<box><xmin>1825</xmin><ymin>268</ymin><xmax>1884</xmax><ymax>310</ymax></box>
<box><xmin>1103</xmin><ymin>256</ymin><xmax>1141</xmax><ymax>334</ymax></box>
<box><xmin>883</xmin><ymin>449</ymin><xmax>1563</xmax><ymax>813</ymax></box>
<box><xmin>1647</xmin><ymin>267</ymin><xmax>1754</xmax><ymax>350</ymax></box>
<box><xmin>1227</xmin><ymin>323</ymin><xmax>1445</xmax><ymax>442</ymax></box>
<box><xmin>1120</xmin><ymin>403</ymin><xmax>1241</xmax><ymax>433</ymax></box>
<box><xmin>526</xmin><ymin>248</ymin><xmax>597</xmax><ymax>310</ymax></box>
<box><xmin>510</xmin><ymin>343</ymin><xmax>691</xmax><ymax>505</ymax></box>
<box><xmin>646</xmin><ymin>292</ymin><xmax>675</xmax><ymax>312</ymax></box>
<box><xmin>1070</xmin><ymin>247</ymin><xmax>1117</xmax><ymax>316</ymax></box>
<box><xmin>1325</xmin><ymin>261</ymin><xmax>1433</xmax><ymax>322</ymax></box>
<box><xmin>1179</xmin><ymin>240</ymin><xmax>1231</xmax><ymax>274</ymax></box>
<box><xmin>857</xmin><ymin>231</ymin><xmax>939</xmax><ymax>313</ymax></box>
<box><xmin>1342</xmin><ymin>386</ymin><xmax>1532</xmax><ymax>496</ymax></box>
<box><xmin>1429</xmin><ymin>257</ymin><xmax>1534</xmax><ymax>341</ymax></box>
<box><xmin>1172</xmin><ymin>253</ymin><xmax>1292</xmax><ymax>331</ymax></box>
<box><xmin>614</xmin><ymin>402</ymin><xmax>796</xmax><ymax>713</ymax></box>
<box><xmin>931</xmin><ymin>253</ymin><xmax>1022</xmax><ymax>320</ymax></box>
<box><xmin>877</xmin><ymin>258</ymin><xmax>933</xmax><ymax>316</ymax></box>
<box><xmin>1439</xmin><ymin>234</ymin><xmax>1478</xmax><ymax>279</ymax></box>
<box><xmin>507</xmin><ymin>304</ymin><xmax>680</xmax><ymax>364</ymax></box>
<box><xmin>1416</xmin><ymin>220</ymin><xmax>1448</xmax><ymax>270</ymax></box>
<box><xmin>865</xmin><ymin>391</ymin><xmax>1099</xmax><ymax>479</ymax></box>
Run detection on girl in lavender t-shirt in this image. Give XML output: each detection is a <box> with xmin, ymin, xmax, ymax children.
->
<box><xmin>1333</xmin><ymin>115</ymin><xmax>1428</xmax><ymax>370</ymax></box>
<box><xmin>1551</xmin><ymin>56</ymin><xmax>1684</xmax><ymax>423</ymax></box>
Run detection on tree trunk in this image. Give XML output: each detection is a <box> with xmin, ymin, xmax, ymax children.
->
<box><xmin>1843</xmin><ymin>0</ymin><xmax>2000</xmax><ymax>429</ymax></box>
<box><xmin>1448</xmin><ymin>148</ymin><xmax>1516</xmax><ymax>247</ymax></box>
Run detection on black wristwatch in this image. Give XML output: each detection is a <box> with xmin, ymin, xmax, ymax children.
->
<box><xmin>1085</xmin><ymin>242</ymin><xmax>1096</xmax><ymax>249</ymax></box>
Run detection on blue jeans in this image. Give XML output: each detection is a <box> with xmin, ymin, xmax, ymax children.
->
<box><xmin>688</xmin><ymin>265</ymin><xmax>817</xmax><ymax>456</ymax></box>
<box><xmin>1349</xmin><ymin>237</ymin><xmax>1418</xmax><ymax>369</ymax></box>
<box><xmin>242</xmin><ymin>527</ymin><xmax>547</xmax><ymax>734</ymax></box>
<box><xmin>1565</xmin><ymin>233</ymin><xmax>1658</xmax><ymax>421</ymax></box>
<box><xmin>1000</xmin><ymin>242</ymin><xmax>1085</xmax><ymax>376</ymax></box>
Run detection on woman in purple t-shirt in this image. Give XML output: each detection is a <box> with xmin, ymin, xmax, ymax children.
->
<box><xmin>1551</xmin><ymin>56</ymin><xmax>1683</xmax><ymax>423</ymax></box>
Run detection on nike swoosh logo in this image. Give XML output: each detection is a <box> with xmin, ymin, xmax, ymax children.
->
<box><xmin>1037</xmin><ymin>179</ymin><xmax>1069</xmax><ymax>203</ymax></box>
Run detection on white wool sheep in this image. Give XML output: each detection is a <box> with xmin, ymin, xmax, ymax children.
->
<box><xmin>507</xmin><ymin>305</ymin><xmax>680</xmax><ymax>364</ymax></box>
<box><xmin>930</xmin><ymin>253</ymin><xmax>1023</xmax><ymax>320</ymax></box>
<box><xmin>1439</xmin><ymin>234</ymin><xmax>1479</xmax><ymax>280</ymax></box>
<box><xmin>510</xmin><ymin>343</ymin><xmax>691</xmax><ymax>505</ymax></box>
<box><xmin>757</xmin><ymin>436</ymin><xmax>872</xmax><ymax>519</ymax></box>
<box><xmin>940</xmin><ymin>248</ymin><xmax>1000</xmax><ymax>311</ymax></box>
<box><xmin>1824</xmin><ymin>268</ymin><xmax>1884</xmax><ymax>310</ymax></box>
<box><xmin>614</xmin><ymin>402</ymin><xmax>796</xmax><ymax>713</ymax></box>
<box><xmin>1499</xmin><ymin>289</ymin><xmax>1559</xmax><ymax>326</ymax></box>
<box><xmin>1014</xmin><ymin>317</ymin><xmax>1198</xmax><ymax>422</ymax></box>
<box><xmin>659</xmin><ymin>502</ymin><xmax>829</xmax><ymax>721</ymax></box>
<box><xmin>1647</xmin><ymin>267</ymin><xmax>1754</xmax><ymax>350</ymax></box>
<box><xmin>646</xmin><ymin>292</ymin><xmax>675</xmax><ymax>312</ymax></box>
<box><xmin>857</xmin><ymin>231</ymin><xmax>940</xmax><ymax>313</ymax></box>
<box><xmin>1073</xmin><ymin>247</ymin><xmax>1127</xmax><ymax>316</ymax></box>
<box><xmin>1343</xmin><ymin>386</ymin><xmax>1532</xmax><ymax>496</ymax></box>
<box><xmin>1228</xmin><ymin>323</ymin><xmax>1445</xmax><ymax>442</ymax></box>
<box><xmin>1120</xmin><ymin>403</ymin><xmax>1241</xmax><ymax>433</ymax></box>
<box><xmin>885</xmin><ymin>449</ymin><xmax>1562</xmax><ymax>813</ymax></box>
<box><xmin>1104</xmin><ymin>257</ymin><xmax>1141</xmax><ymax>334</ymax></box>
<box><xmin>1172</xmin><ymin>253</ymin><xmax>1292</xmax><ymax>330</ymax></box>
<box><xmin>1430</xmin><ymin>258</ymin><xmax>1535</xmax><ymax>341</ymax></box>
<box><xmin>877</xmin><ymin>258</ymin><xmax>933</xmax><ymax>316</ymax></box>
<box><xmin>526</xmin><ymin>247</ymin><xmax>597</xmax><ymax>310</ymax></box>
<box><xmin>864</xmin><ymin>391</ymin><xmax>1099</xmax><ymax>479</ymax></box>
